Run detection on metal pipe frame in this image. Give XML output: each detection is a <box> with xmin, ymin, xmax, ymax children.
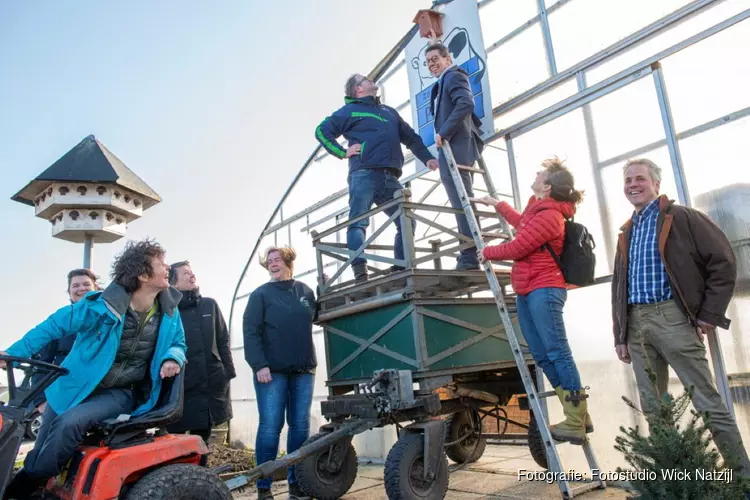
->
<box><xmin>242</xmin><ymin>6</ymin><xmax>750</xmax><ymax>292</ymax></box>
<box><xmin>313</xmin><ymin>198</ymin><xmax>503</xmax><ymax>294</ymax></box>
<box><xmin>577</xmin><ymin>71</ymin><xmax>615</xmax><ymax>272</ymax></box>
<box><xmin>230</xmin><ymin>1</ymin><xmax>749</xmax><ymax>422</ymax></box>
<box><xmin>652</xmin><ymin>61</ymin><xmax>736</xmax><ymax>416</ymax></box>
<box><xmin>537</xmin><ymin>0</ymin><xmax>558</xmax><ymax>76</ymax></box>
<box><xmin>231</xmin><ymin>5</ymin><xmax>747</xmax><ymax>300</ymax></box>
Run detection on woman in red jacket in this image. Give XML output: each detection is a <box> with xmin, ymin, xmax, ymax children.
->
<box><xmin>476</xmin><ymin>158</ymin><xmax>592</xmax><ymax>445</ymax></box>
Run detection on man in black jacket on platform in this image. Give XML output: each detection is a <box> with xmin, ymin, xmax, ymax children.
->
<box><xmin>167</xmin><ymin>261</ymin><xmax>236</xmax><ymax>442</ymax></box>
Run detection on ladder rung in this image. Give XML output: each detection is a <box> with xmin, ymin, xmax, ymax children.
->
<box><xmin>481</xmin><ymin>231</ymin><xmax>510</xmax><ymax>240</ymax></box>
<box><xmin>537</xmin><ymin>390</ymin><xmax>557</xmax><ymax>399</ymax></box>
<box><xmin>441</xmin><ymin>142</ymin><xmax>604</xmax><ymax>496</ymax></box>
<box><xmin>459</xmin><ymin>165</ymin><xmax>486</xmax><ymax>174</ymax></box>
<box><xmin>571</xmin><ymin>481</ymin><xmax>605</xmax><ymax>495</ymax></box>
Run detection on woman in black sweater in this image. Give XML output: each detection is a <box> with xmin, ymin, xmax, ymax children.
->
<box><xmin>243</xmin><ymin>246</ymin><xmax>317</xmax><ymax>500</ymax></box>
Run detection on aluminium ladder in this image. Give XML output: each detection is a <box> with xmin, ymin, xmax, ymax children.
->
<box><xmin>440</xmin><ymin>140</ymin><xmax>606</xmax><ymax>499</ymax></box>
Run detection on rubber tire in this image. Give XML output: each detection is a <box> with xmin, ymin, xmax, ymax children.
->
<box><xmin>385</xmin><ymin>432</ymin><xmax>449</xmax><ymax>500</ymax></box>
<box><xmin>294</xmin><ymin>432</ymin><xmax>358</xmax><ymax>500</ymax></box>
<box><xmin>26</xmin><ymin>414</ymin><xmax>42</xmax><ymax>440</ymax></box>
<box><xmin>527</xmin><ymin>412</ymin><xmax>549</xmax><ymax>470</ymax></box>
<box><xmin>124</xmin><ymin>463</ymin><xmax>232</xmax><ymax>500</ymax></box>
<box><xmin>444</xmin><ymin>410</ymin><xmax>486</xmax><ymax>464</ymax></box>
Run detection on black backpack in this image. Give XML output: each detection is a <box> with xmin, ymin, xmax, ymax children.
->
<box><xmin>543</xmin><ymin>219</ymin><xmax>596</xmax><ymax>286</ymax></box>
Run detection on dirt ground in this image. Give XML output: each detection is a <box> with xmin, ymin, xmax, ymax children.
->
<box><xmin>208</xmin><ymin>443</ymin><xmax>256</xmax><ymax>472</ymax></box>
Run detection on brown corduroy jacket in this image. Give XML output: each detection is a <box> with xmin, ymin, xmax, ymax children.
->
<box><xmin>611</xmin><ymin>195</ymin><xmax>736</xmax><ymax>346</ymax></box>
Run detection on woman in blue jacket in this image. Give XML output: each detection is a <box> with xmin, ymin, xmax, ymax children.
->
<box><xmin>243</xmin><ymin>246</ymin><xmax>318</xmax><ymax>500</ymax></box>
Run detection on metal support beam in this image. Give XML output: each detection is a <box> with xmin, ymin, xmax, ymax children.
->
<box><xmin>537</xmin><ymin>0</ymin><xmax>558</xmax><ymax>76</ymax></box>
<box><xmin>505</xmin><ymin>137</ymin><xmax>522</xmax><ymax>211</ymax></box>
<box><xmin>653</xmin><ymin>61</ymin><xmax>735</xmax><ymax>418</ymax></box>
<box><xmin>652</xmin><ymin>62</ymin><xmax>690</xmax><ymax>205</ymax></box>
<box><xmin>577</xmin><ymin>71</ymin><xmax>615</xmax><ymax>268</ymax></box>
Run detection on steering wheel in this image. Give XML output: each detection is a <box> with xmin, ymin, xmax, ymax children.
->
<box><xmin>0</xmin><ymin>354</ymin><xmax>69</xmax><ymax>411</ymax></box>
<box><xmin>0</xmin><ymin>354</ymin><xmax>69</xmax><ymax>375</ymax></box>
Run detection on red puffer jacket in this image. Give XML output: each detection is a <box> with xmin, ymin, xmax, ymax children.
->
<box><xmin>482</xmin><ymin>196</ymin><xmax>576</xmax><ymax>295</ymax></box>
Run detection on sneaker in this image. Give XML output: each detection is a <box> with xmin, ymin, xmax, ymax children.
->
<box><xmin>258</xmin><ymin>487</ymin><xmax>274</xmax><ymax>500</ymax></box>
<box><xmin>288</xmin><ymin>482</ymin><xmax>309</xmax><ymax>500</ymax></box>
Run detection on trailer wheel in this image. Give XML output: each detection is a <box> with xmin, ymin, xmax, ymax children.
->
<box><xmin>124</xmin><ymin>463</ymin><xmax>231</xmax><ymax>499</ymax></box>
<box><xmin>444</xmin><ymin>410</ymin><xmax>486</xmax><ymax>464</ymax></box>
<box><xmin>385</xmin><ymin>432</ymin><xmax>448</xmax><ymax>500</ymax></box>
<box><xmin>294</xmin><ymin>432</ymin><xmax>358</xmax><ymax>500</ymax></box>
<box><xmin>527</xmin><ymin>412</ymin><xmax>548</xmax><ymax>469</ymax></box>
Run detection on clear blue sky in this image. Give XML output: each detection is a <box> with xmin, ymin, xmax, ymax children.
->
<box><xmin>0</xmin><ymin>0</ymin><xmax>428</xmax><ymax>346</ymax></box>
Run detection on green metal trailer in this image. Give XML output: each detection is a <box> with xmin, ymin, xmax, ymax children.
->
<box><xmin>224</xmin><ymin>195</ymin><xmax>553</xmax><ymax>500</ymax></box>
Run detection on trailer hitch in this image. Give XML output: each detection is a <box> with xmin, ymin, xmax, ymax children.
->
<box><xmin>224</xmin><ymin>419</ymin><xmax>374</xmax><ymax>492</ymax></box>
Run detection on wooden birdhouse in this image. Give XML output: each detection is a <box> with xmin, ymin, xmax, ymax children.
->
<box><xmin>413</xmin><ymin>9</ymin><xmax>444</xmax><ymax>39</ymax></box>
<box><xmin>11</xmin><ymin>134</ymin><xmax>161</xmax><ymax>245</ymax></box>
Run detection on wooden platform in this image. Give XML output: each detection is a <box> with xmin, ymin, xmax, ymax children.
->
<box><xmin>319</xmin><ymin>267</ymin><xmax>514</xmax><ymax>313</ymax></box>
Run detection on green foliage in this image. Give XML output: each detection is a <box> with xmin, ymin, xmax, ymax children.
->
<box><xmin>614</xmin><ymin>367</ymin><xmax>747</xmax><ymax>499</ymax></box>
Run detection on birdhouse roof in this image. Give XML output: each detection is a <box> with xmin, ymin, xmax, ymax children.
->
<box><xmin>412</xmin><ymin>8</ymin><xmax>443</xmax><ymax>23</ymax></box>
<box><xmin>11</xmin><ymin>135</ymin><xmax>161</xmax><ymax>209</ymax></box>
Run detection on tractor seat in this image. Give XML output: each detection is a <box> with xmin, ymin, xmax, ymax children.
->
<box><xmin>95</xmin><ymin>369</ymin><xmax>185</xmax><ymax>437</ymax></box>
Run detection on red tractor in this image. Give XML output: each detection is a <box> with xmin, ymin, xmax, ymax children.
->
<box><xmin>0</xmin><ymin>354</ymin><xmax>233</xmax><ymax>499</ymax></box>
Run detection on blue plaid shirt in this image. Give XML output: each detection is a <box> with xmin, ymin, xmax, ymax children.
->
<box><xmin>628</xmin><ymin>198</ymin><xmax>672</xmax><ymax>304</ymax></box>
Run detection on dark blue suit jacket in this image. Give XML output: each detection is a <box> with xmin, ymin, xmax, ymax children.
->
<box><xmin>430</xmin><ymin>66</ymin><xmax>484</xmax><ymax>166</ymax></box>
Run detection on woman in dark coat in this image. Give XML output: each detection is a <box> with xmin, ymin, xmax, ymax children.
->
<box><xmin>167</xmin><ymin>261</ymin><xmax>236</xmax><ymax>441</ymax></box>
<box><xmin>243</xmin><ymin>246</ymin><xmax>318</xmax><ymax>500</ymax></box>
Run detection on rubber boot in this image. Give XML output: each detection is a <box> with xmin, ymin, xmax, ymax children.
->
<box><xmin>352</xmin><ymin>262</ymin><xmax>368</xmax><ymax>284</ymax></box>
<box><xmin>549</xmin><ymin>389</ymin><xmax>587</xmax><ymax>445</ymax></box>
<box><xmin>554</xmin><ymin>386</ymin><xmax>593</xmax><ymax>433</ymax></box>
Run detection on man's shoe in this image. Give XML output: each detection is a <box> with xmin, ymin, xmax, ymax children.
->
<box><xmin>288</xmin><ymin>482</ymin><xmax>309</xmax><ymax>500</ymax></box>
<box><xmin>554</xmin><ymin>386</ymin><xmax>593</xmax><ymax>433</ymax></box>
<box><xmin>352</xmin><ymin>262</ymin><xmax>368</xmax><ymax>284</ymax></box>
<box><xmin>455</xmin><ymin>260</ymin><xmax>479</xmax><ymax>271</ymax></box>
<box><xmin>258</xmin><ymin>487</ymin><xmax>274</xmax><ymax>500</ymax></box>
<box><xmin>389</xmin><ymin>265</ymin><xmax>405</xmax><ymax>273</ymax></box>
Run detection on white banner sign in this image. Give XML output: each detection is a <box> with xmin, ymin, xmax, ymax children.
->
<box><xmin>405</xmin><ymin>0</ymin><xmax>493</xmax><ymax>170</ymax></box>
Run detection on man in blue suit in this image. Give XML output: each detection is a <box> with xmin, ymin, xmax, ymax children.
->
<box><xmin>427</xmin><ymin>43</ymin><xmax>485</xmax><ymax>270</ymax></box>
<box><xmin>1</xmin><ymin>239</ymin><xmax>187</xmax><ymax>497</ymax></box>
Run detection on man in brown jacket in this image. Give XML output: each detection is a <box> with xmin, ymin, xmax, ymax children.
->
<box><xmin>612</xmin><ymin>158</ymin><xmax>750</xmax><ymax>476</ymax></box>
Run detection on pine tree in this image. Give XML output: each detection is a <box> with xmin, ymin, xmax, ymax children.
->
<box><xmin>614</xmin><ymin>367</ymin><xmax>747</xmax><ymax>499</ymax></box>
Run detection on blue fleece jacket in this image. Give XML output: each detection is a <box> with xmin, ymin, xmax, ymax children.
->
<box><xmin>315</xmin><ymin>95</ymin><xmax>435</xmax><ymax>176</ymax></box>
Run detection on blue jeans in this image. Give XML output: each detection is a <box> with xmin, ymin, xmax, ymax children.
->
<box><xmin>438</xmin><ymin>152</ymin><xmax>477</xmax><ymax>265</ymax></box>
<box><xmin>254</xmin><ymin>372</ymin><xmax>315</xmax><ymax>488</ymax></box>
<box><xmin>516</xmin><ymin>288</ymin><xmax>582</xmax><ymax>391</ymax></box>
<box><xmin>25</xmin><ymin>388</ymin><xmax>134</xmax><ymax>478</ymax></box>
<box><xmin>347</xmin><ymin>168</ymin><xmax>414</xmax><ymax>267</ymax></box>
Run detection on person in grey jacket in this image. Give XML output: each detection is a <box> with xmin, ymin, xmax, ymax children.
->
<box><xmin>427</xmin><ymin>43</ymin><xmax>486</xmax><ymax>270</ymax></box>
